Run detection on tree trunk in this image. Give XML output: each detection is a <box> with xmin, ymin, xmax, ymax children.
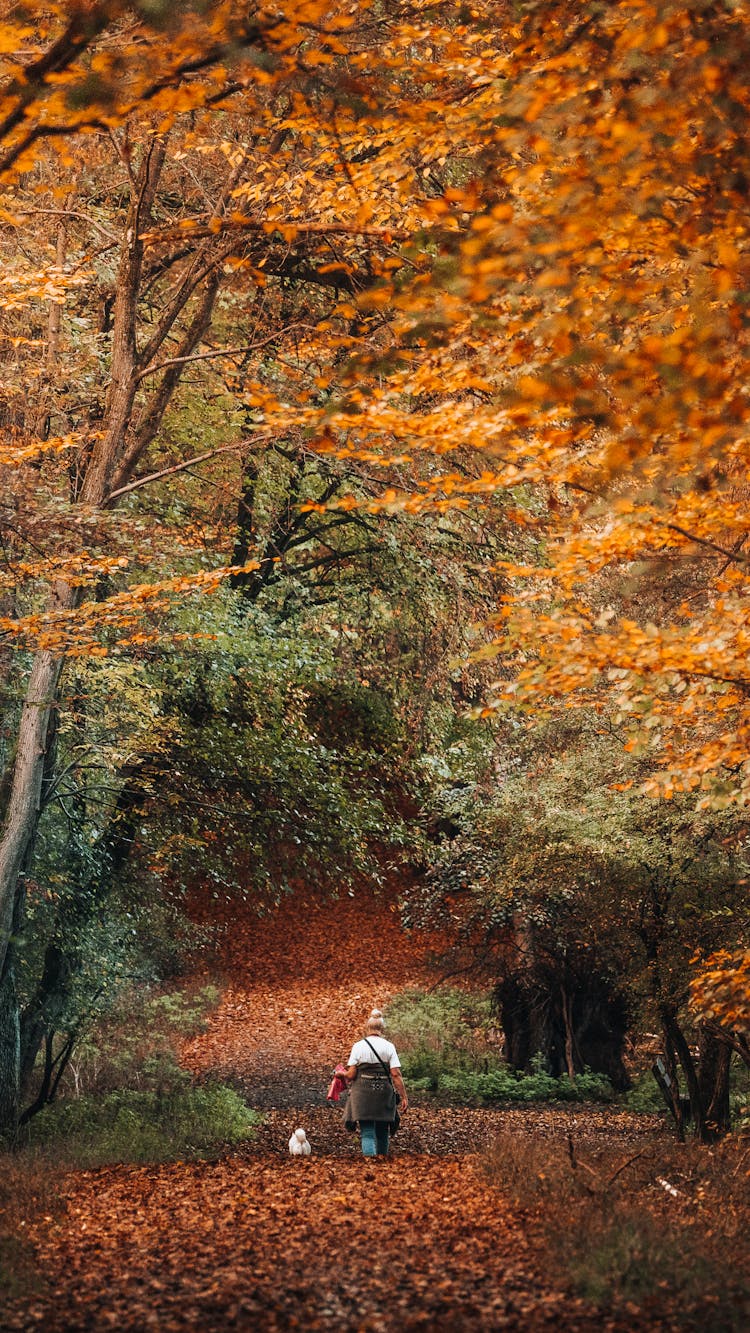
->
<box><xmin>561</xmin><ymin>984</ymin><xmax>576</xmax><ymax>1082</ymax></box>
<box><xmin>0</xmin><ymin>947</ymin><xmax>20</xmax><ymax>1135</ymax></box>
<box><xmin>0</xmin><ymin>137</ymin><xmax>169</xmax><ymax>1134</ymax></box>
<box><xmin>17</xmin><ymin>753</ymin><xmax>149</xmax><ymax>1110</ymax></box>
<box><xmin>0</xmin><ymin>643</ymin><xmax>68</xmax><ymax>1133</ymax></box>
<box><xmin>0</xmin><ymin>650</ymin><xmax>65</xmax><ymax>956</ymax></box>
<box><xmin>698</xmin><ymin>1026</ymin><xmax>732</xmax><ymax>1141</ymax></box>
<box><xmin>79</xmin><ymin>134</ymin><xmax>168</xmax><ymax>503</ymax></box>
<box><xmin>0</xmin><ymin>133</ymin><xmax>242</xmax><ymax>1132</ymax></box>
<box><xmin>660</xmin><ymin>1004</ymin><xmax>706</xmax><ymax>1140</ymax></box>
<box><xmin>663</xmin><ymin>1030</ymin><xmax>686</xmax><ymax>1141</ymax></box>
<box><xmin>497</xmin><ymin>960</ymin><xmax>629</xmax><ymax>1088</ymax></box>
<box><xmin>19</xmin><ymin>943</ymin><xmax>73</xmax><ymax>1096</ymax></box>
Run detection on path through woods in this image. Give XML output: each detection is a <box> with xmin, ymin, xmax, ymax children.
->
<box><xmin>10</xmin><ymin>886</ymin><xmax>665</xmax><ymax>1331</ymax></box>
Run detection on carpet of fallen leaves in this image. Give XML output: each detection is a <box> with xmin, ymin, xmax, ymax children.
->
<box><xmin>181</xmin><ymin>883</ymin><xmax>446</xmax><ymax>1108</ymax></box>
<box><xmin>4</xmin><ymin>884</ymin><xmax>693</xmax><ymax>1331</ymax></box>
<box><xmin>12</xmin><ymin>1153</ymin><xmax>625</xmax><ymax>1333</ymax></box>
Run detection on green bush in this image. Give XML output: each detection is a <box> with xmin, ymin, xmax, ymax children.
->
<box><xmin>387</xmin><ymin>987</ymin><xmax>500</xmax><ymax>1085</ymax></box>
<box><xmin>625</xmin><ymin>1071</ymin><xmax>669</xmax><ymax>1115</ymax></box>
<box><xmin>391</xmin><ymin>991</ymin><xmax>612</xmax><ymax>1103</ymax></box>
<box><xmin>61</xmin><ymin>982</ymin><xmax>220</xmax><ymax>1099</ymax></box>
<box><xmin>624</xmin><ymin>1062</ymin><xmax>750</xmax><ymax>1122</ymax></box>
<box><xmin>436</xmin><ymin>1064</ymin><xmax>613</xmax><ymax>1105</ymax></box>
<box><xmin>387</xmin><ymin>988</ymin><xmax>613</xmax><ymax>1103</ymax></box>
<box><xmin>29</xmin><ymin>1084</ymin><xmax>258</xmax><ymax>1167</ymax></box>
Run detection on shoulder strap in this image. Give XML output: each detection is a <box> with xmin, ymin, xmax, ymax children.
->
<box><xmin>364</xmin><ymin>1037</ymin><xmax>392</xmax><ymax>1080</ymax></box>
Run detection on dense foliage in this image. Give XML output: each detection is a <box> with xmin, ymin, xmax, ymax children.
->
<box><xmin>0</xmin><ymin>0</ymin><xmax>747</xmax><ymax>1141</ymax></box>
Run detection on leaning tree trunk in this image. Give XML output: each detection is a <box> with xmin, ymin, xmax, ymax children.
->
<box><xmin>0</xmin><ymin>648</ymin><xmax>67</xmax><ymax>1132</ymax></box>
<box><xmin>18</xmin><ymin>750</ymin><xmax>155</xmax><ymax>1108</ymax></box>
<box><xmin>660</xmin><ymin>1004</ymin><xmax>705</xmax><ymax>1139</ymax></box>
<box><xmin>658</xmin><ymin>1006</ymin><xmax>735</xmax><ymax>1142</ymax></box>
<box><xmin>0</xmin><ymin>129</ymin><xmax>224</xmax><ymax>1133</ymax></box>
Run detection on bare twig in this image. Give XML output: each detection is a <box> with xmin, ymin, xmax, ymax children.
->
<box><xmin>133</xmin><ymin>326</ymin><xmax>316</xmax><ymax>383</ymax></box>
<box><xmin>140</xmin><ymin>217</ymin><xmax>411</xmax><ymax>246</ymax></box>
<box><xmin>605</xmin><ymin>1149</ymin><xmax>646</xmax><ymax>1188</ymax></box>
<box><xmin>10</xmin><ymin>207</ymin><xmax>119</xmax><ymax>244</ymax></box>
<box><xmin>665</xmin><ymin>523</ymin><xmax>750</xmax><ymax>567</ymax></box>
<box><xmin>104</xmin><ymin>435</ymin><xmax>274</xmax><ymax>503</ymax></box>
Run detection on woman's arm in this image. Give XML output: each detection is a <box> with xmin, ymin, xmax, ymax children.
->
<box><xmin>392</xmin><ymin>1067</ymin><xmax>408</xmax><ymax>1111</ymax></box>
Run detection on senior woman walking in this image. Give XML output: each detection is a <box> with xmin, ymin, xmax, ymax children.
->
<box><xmin>344</xmin><ymin>1009</ymin><xmax>408</xmax><ymax>1157</ymax></box>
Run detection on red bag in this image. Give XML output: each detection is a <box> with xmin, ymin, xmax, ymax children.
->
<box><xmin>326</xmin><ymin>1064</ymin><xmax>348</xmax><ymax>1104</ymax></box>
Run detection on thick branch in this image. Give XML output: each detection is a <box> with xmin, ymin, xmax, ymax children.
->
<box><xmin>136</xmin><ymin>153</ymin><xmax>248</xmax><ymax>371</ymax></box>
<box><xmin>78</xmin><ymin>133</ymin><xmax>168</xmax><ymax>504</ymax></box>
<box><xmin>141</xmin><ymin>218</ymin><xmax>411</xmax><ymax>246</ymax></box>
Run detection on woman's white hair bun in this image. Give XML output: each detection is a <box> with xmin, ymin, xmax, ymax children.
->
<box><xmin>369</xmin><ymin>1008</ymin><xmax>383</xmax><ymax>1019</ymax></box>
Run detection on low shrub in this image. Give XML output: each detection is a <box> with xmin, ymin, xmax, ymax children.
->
<box><xmin>436</xmin><ymin>1063</ymin><xmax>613</xmax><ymax>1104</ymax></box>
<box><xmin>0</xmin><ymin>1150</ymin><xmax>60</xmax><ymax>1301</ymax></box>
<box><xmin>28</xmin><ymin>1083</ymin><xmax>259</xmax><ymax>1168</ymax></box>
<box><xmin>480</xmin><ymin>1131</ymin><xmax>589</xmax><ymax>1205</ymax></box>
<box><xmin>625</xmin><ymin>1071</ymin><xmax>668</xmax><ymax>1115</ymax></box>
<box><xmin>560</xmin><ymin>1200</ymin><xmax>748</xmax><ymax>1329</ymax></box>
<box><xmin>482</xmin><ymin>1130</ymin><xmax>750</xmax><ymax>1329</ymax></box>
<box><xmin>386</xmin><ymin>987</ymin><xmax>500</xmax><ymax>1086</ymax></box>
<box><xmin>18</xmin><ymin>978</ymin><xmax>259</xmax><ymax>1169</ymax></box>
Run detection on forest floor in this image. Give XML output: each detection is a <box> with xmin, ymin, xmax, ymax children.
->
<box><xmin>4</xmin><ymin>883</ymin><xmax>747</xmax><ymax>1331</ymax></box>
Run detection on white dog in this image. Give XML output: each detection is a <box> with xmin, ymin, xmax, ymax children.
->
<box><xmin>288</xmin><ymin>1127</ymin><xmax>311</xmax><ymax>1156</ymax></box>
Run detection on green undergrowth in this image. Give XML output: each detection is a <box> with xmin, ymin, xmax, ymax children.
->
<box><xmin>625</xmin><ymin>1062</ymin><xmax>750</xmax><ymax>1125</ymax></box>
<box><xmin>18</xmin><ymin>981</ymin><xmax>258</xmax><ymax>1168</ymax></box>
<box><xmin>624</xmin><ymin>1071</ymin><xmax>667</xmax><ymax>1114</ymax></box>
<box><xmin>563</xmin><ymin>1200</ymin><xmax>749</xmax><ymax>1329</ymax></box>
<box><xmin>412</xmin><ymin>1064</ymin><xmax>614</xmax><ymax>1104</ymax></box>
<box><xmin>387</xmin><ymin>987</ymin><xmax>614</xmax><ymax>1104</ymax></box>
<box><xmin>27</xmin><ymin>1083</ymin><xmax>259</xmax><ymax>1168</ymax></box>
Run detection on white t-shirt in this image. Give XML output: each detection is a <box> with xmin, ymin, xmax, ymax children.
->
<box><xmin>348</xmin><ymin>1035</ymin><xmax>401</xmax><ymax>1069</ymax></box>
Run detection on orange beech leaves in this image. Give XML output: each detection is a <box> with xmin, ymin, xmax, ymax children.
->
<box><xmin>2</xmin><ymin>2</ymin><xmax>749</xmax><ymax>784</ymax></box>
<box><xmin>263</xmin><ymin>0</ymin><xmax>750</xmax><ymax>810</ymax></box>
<box><xmin>691</xmin><ymin>949</ymin><xmax>750</xmax><ymax>1039</ymax></box>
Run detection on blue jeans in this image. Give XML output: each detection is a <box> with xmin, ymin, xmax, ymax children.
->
<box><xmin>360</xmin><ymin>1121</ymin><xmax>390</xmax><ymax>1156</ymax></box>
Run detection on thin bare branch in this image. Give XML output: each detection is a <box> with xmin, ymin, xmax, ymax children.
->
<box><xmin>665</xmin><ymin>523</ymin><xmax>750</xmax><ymax>567</ymax></box>
<box><xmin>104</xmin><ymin>435</ymin><xmax>274</xmax><ymax>503</ymax></box>
<box><xmin>10</xmin><ymin>207</ymin><xmax>119</xmax><ymax>244</ymax></box>
<box><xmin>133</xmin><ymin>326</ymin><xmax>316</xmax><ymax>383</ymax></box>
<box><xmin>108</xmin><ymin>128</ymin><xmax>137</xmax><ymax>189</ymax></box>
<box><xmin>140</xmin><ymin>217</ymin><xmax>411</xmax><ymax>246</ymax></box>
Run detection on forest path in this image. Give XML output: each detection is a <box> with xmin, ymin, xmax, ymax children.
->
<box><xmin>15</xmin><ymin>884</ymin><xmax>663</xmax><ymax>1332</ymax></box>
<box><xmin>182</xmin><ymin>880</ymin><xmax>443</xmax><ymax>1115</ymax></box>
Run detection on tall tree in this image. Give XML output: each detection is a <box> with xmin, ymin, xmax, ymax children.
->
<box><xmin>4</xmin><ymin>0</ymin><xmax>750</xmax><ymax>1125</ymax></box>
<box><xmin>0</xmin><ymin>0</ymin><xmax>504</xmax><ymax>1128</ymax></box>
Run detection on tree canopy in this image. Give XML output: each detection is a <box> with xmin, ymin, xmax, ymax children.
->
<box><xmin>0</xmin><ymin>0</ymin><xmax>749</xmax><ymax>1135</ymax></box>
